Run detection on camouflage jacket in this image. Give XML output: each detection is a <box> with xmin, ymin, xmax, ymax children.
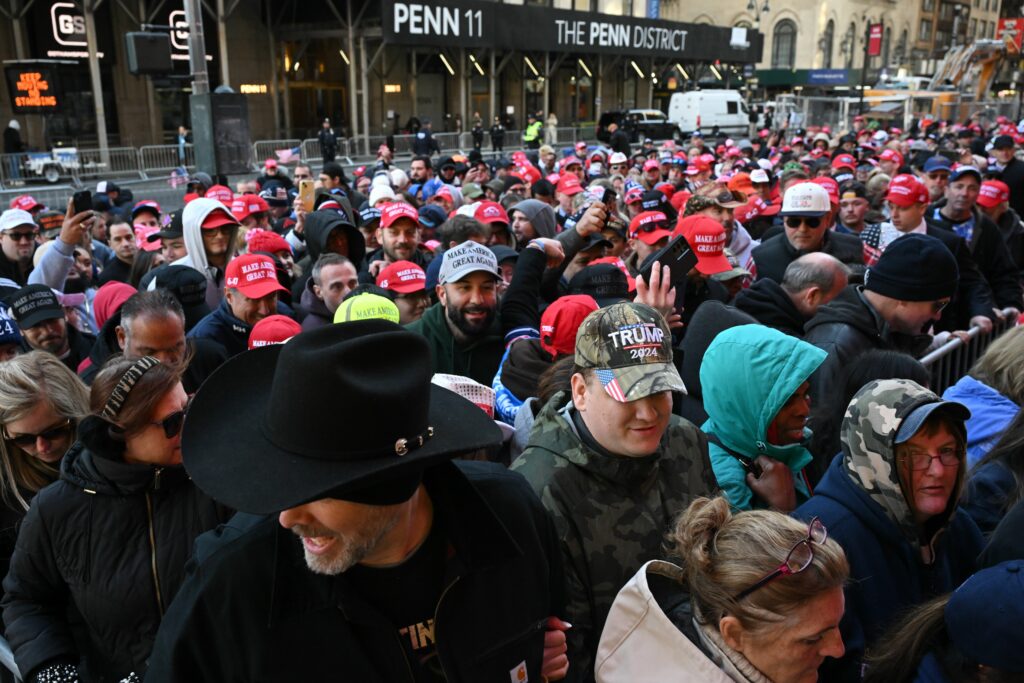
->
<box><xmin>510</xmin><ymin>392</ymin><xmax>718</xmax><ymax>682</ymax></box>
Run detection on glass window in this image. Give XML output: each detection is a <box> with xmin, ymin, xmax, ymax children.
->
<box><xmin>598</xmin><ymin>0</ymin><xmax>625</xmax><ymax>13</ymax></box>
<box><xmin>772</xmin><ymin>19</ymin><xmax>797</xmax><ymax>69</ymax></box>
<box><xmin>924</xmin><ymin>0</ymin><xmax>936</xmax><ymax>10</ymax></box>
<box><xmin>727</xmin><ymin>101</ymin><xmax>738</xmax><ymax>114</ymax></box>
<box><xmin>920</xmin><ymin>18</ymin><xmax>933</xmax><ymax>41</ymax></box>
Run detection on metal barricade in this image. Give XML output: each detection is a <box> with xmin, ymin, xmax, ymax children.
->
<box><xmin>139</xmin><ymin>144</ymin><xmax>194</xmax><ymax>176</ymax></box>
<box><xmin>251</xmin><ymin>139</ymin><xmax>301</xmax><ymax>167</ymax></box>
<box><xmin>72</xmin><ymin>147</ymin><xmax>144</xmax><ymax>181</ymax></box>
<box><xmin>920</xmin><ymin>309</ymin><xmax>1018</xmax><ymax>394</ymax></box>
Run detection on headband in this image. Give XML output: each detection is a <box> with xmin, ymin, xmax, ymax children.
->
<box><xmin>100</xmin><ymin>356</ymin><xmax>161</xmax><ymax>422</ymax></box>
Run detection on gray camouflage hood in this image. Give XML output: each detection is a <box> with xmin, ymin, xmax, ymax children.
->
<box><xmin>840</xmin><ymin>379</ymin><xmax>968</xmax><ymax>549</ymax></box>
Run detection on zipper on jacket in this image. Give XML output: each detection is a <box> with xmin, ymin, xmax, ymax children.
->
<box><xmin>145</xmin><ymin>491</ymin><xmax>166</xmax><ymax>616</ymax></box>
<box><xmin>432</xmin><ymin>575</ymin><xmax>461</xmax><ymax>680</ymax></box>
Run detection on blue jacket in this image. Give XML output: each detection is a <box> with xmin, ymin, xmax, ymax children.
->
<box><xmin>700</xmin><ymin>324</ymin><xmax>825</xmax><ymax>510</ymax></box>
<box><xmin>962</xmin><ymin>460</ymin><xmax>1016</xmax><ymax>536</ymax></box>
<box><xmin>795</xmin><ymin>455</ymin><xmax>983</xmax><ymax>682</ymax></box>
<box><xmin>942</xmin><ymin>375</ymin><xmax>1019</xmax><ymax>468</ymax></box>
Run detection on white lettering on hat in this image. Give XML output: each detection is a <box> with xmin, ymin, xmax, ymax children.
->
<box><xmin>607</xmin><ymin>322</ymin><xmax>664</xmax><ymax>348</ymax></box>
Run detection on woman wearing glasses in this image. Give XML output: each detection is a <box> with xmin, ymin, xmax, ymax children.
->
<box><xmin>0</xmin><ymin>352</ymin><xmax>88</xmax><ymax>583</ymax></box>
<box><xmin>596</xmin><ymin>496</ymin><xmax>849</xmax><ymax>682</ymax></box>
<box><xmin>2</xmin><ymin>356</ymin><xmax>226</xmax><ymax>682</ymax></box>
<box><xmin>794</xmin><ymin>379</ymin><xmax>983</xmax><ymax>681</ymax></box>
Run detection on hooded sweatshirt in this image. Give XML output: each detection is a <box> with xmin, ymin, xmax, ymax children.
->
<box><xmin>733</xmin><ymin>278</ymin><xmax>806</xmax><ymax>337</ymax></box>
<box><xmin>293</xmin><ymin>210</ymin><xmax>366</xmax><ymax>301</ymax></box>
<box><xmin>700</xmin><ymin>324</ymin><xmax>826</xmax><ymax>511</ymax></box>
<box><xmin>171</xmin><ymin>198</ymin><xmax>239</xmax><ymax>311</ymax></box>
<box><xmin>794</xmin><ymin>379</ymin><xmax>983</xmax><ymax>680</ymax></box>
<box><xmin>405</xmin><ymin>302</ymin><xmax>504</xmax><ymax>386</ymax></box>
<box><xmin>511</xmin><ymin>199</ymin><xmax>558</xmax><ymax>241</ymax></box>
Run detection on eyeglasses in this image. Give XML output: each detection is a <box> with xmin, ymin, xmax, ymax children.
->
<box><xmin>5</xmin><ymin>231</ymin><xmax>36</xmax><ymax>242</ymax></box>
<box><xmin>901</xmin><ymin>447</ymin><xmax>961</xmax><ymax>471</ymax></box>
<box><xmin>151</xmin><ymin>401</ymin><xmax>190</xmax><ymax>439</ymax></box>
<box><xmin>507</xmin><ymin>187</ymin><xmax>527</xmax><ymax>195</ymax></box>
<box><xmin>734</xmin><ymin>517</ymin><xmax>827</xmax><ymax>601</ymax></box>
<box><xmin>4</xmin><ymin>419</ymin><xmax>74</xmax><ymax>450</ymax></box>
<box><xmin>785</xmin><ymin>216</ymin><xmax>823</xmax><ymax>229</ymax></box>
<box><xmin>932</xmin><ymin>299</ymin><xmax>951</xmax><ymax>313</ymax></box>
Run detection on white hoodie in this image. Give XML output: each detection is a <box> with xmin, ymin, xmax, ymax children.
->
<box><xmin>171</xmin><ymin>197</ymin><xmax>239</xmax><ymax>310</ymax></box>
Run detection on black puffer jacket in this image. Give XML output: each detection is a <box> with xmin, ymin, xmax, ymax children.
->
<box><xmin>1</xmin><ymin>423</ymin><xmax>226</xmax><ymax>682</ymax></box>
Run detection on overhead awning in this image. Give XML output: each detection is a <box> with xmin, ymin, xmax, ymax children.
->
<box><xmin>867</xmin><ymin>101</ymin><xmax>906</xmax><ymax>115</ymax></box>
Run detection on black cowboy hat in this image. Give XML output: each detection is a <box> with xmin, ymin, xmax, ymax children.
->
<box><xmin>181</xmin><ymin>320</ymin><xmax>502</xmax><ymax>514</ymax></box>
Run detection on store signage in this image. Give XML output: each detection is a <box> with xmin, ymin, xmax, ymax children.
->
<box><xmin>5</xmin><ymin>64</ymin><xmax>62</xmax><ymax>113</ymax></box>
<box><xmin>997</xmin><ymin>18</ymin><xmax>1024</xmax><ymax>53</ymax></box>
<box><xmin>807</xmin><ymin>69</ymin><xmax>849</xmax><ymax>85</ymax></box>
<box><xmin>382</xmin><ymin>0</ymin><xmax>763</xmax><ymax>63</ymax></box>
<box><xmin>47</xmin><ymin>2</ymin><xmax>104</xmax><ymax>58</ymax></box>
<box><xmin>867</xmin><ymin>23</ymin><xmax>883</xmax><ymax>57</ymax></box>
<box><xmin>239</xmin><ymin>83</ymin><xmax>268</xmax><ymax>94</ymax></box>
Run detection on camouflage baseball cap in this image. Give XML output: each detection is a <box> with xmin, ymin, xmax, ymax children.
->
<box><xmin>575</xmin><ymin>302</ymin><xmax>686</xmax><ymax>402</ymax></box>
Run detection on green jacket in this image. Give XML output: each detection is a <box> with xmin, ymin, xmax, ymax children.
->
<box><xmin>510</xmin><ymin>393</ymin><xmax>718</xmax><ymax>681</ymax></box>
<box><xmin>405</xmin><ymin>302</ymin><xmax>504</xmax><ymax>386</ymax></box>
<box><xmin>700</xmin><ymin>324</ymin><xmax>826</xmax><ymax>511</ymax></box>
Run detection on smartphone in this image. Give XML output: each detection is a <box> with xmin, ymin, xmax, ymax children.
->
<box><xmin>638</xmin><ymin>234</ymin><xmax>698</xmax><ymax>286</ymax></box>
<box><xmin>72</xmin><ymin>190</ymin><xmax>92</xmax><ymax>216</ymax></box>
<box><xmin>298</xmin><ymin>179</ymin><xmax>315</xmax><ymax>212</ymax></box>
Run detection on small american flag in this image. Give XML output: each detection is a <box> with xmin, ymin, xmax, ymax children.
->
<box><xmin>595</xmin><ymin>369</ymin><xmax>627</xmax><ymax>402</ymax></box>
<box><xmin>275</xmin><ymin>147</ymin><xmax>301</xmax><ymax>164</ymax></box>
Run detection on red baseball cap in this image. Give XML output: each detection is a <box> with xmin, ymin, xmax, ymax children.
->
<box><xmin>629</xmin><ymin>211</ymin><xmax>672</xmax><ymax>245</ymax></box>
<box><xmin>879</xmin><ymin>149</ymin><xmax>904</xmax><ymax>166</ymax></box>
<box><xmin>642</xmin><ymin>159</ymin><xmax>660</xmax><ymax>172</ymax></box>
<box><xmin>248</xmin><ymin>314</ymin><xmax>301</xmax><ymax>349</ymax></box>
<box><xmin>654</xmin><ymin>182</ymin><xmax>675</xmax><ymax>200</ymax></box>
<box><xmin>589</xmin><ymin>256</ymin><xmax>637</xmax><ymax>292</ymax></box>
<box><xmin>684</xmin><ymin>159</ymin><xmax>710</xmax><ymax>176</ymax></box>
<box><xmin>246</xmin><ymin>229</ymin><xmax>292</xmax><ymax>255</ymax></box>
<box><xmin>9</xmin><ymin>195</ymin><xmax>42</xmax><ymax>212</ymax></box>
<box><xmin>205</xmin><ymin>185</ymin><xmax>234</xmax><ymax>205</ymax></box>
<box><xmin>670</xmin><ymin>189</ymin><xmax>692</xmax><ymax>212</ymax></box>
<box><xmin>676</xmin><ymin>215</ymin><xmax>731</xmax><ymax>275</ymax></box>
<box><xmin>556</xmin><ymin>175</ymin><xmax>583</xmax><ymax>196</ymax></box>
<box><xmin>473</xmin><ymin>201</ymin><xmax>509</xmax><ymax>226</ymax></box>
<box><xmin>539</xmin><ymin>294</ymin><xmax>599</xmax><ymax>358</ymax></box>
<box><xmin>811</xmin><ymin>176</ymin><xmax>840</xmax><ymax>206</ymax></box>
<box><xmin>225</xmin><ymin>254</ymin><xmax>288</xmax><ymax>299</ymax></box>
<box><xmin>560</xmin><ymin>157</ymin><xmax>582</xmax><ymax>171</ymax></box>
<box><xmin>886</xmin><ymin>174</ymin><xmax>929</xmax><ymax>207</ymax></box>
<box><xmin>264</xmin><ymin>158</ymin><xmax>278</xmax><ymax>169</ymax></box>
<box><xmin>201</xmin><ymin>207</ymin><xmax>239</xmax><ymax>230</ymax></box>
<box><xmin>624</xmin><ymin>187</ymin><xmax>644</xmax><ymax>205</ymax></box>
<box><xmin>831</xmin><ymin>154</ymin><xmax>857</xmax><ymax>171</ymax></box>
<box><xmin>979</xmin><ymin>180</ymin><xmax>1011</xmax><ymax>208</ymax></box>
<box><xmin>376</xmin><ymin>260</ymin><xmax>427</xmax><ymax>293</ymax></box>
<box><xmin>131</xmin><ymin>200</ymin><xmax>161</xmax><ymax>220</ymax></box>
<box><xmin>231</xmin><ymin>194</ymin><xmax>270</xmax><ymax>221</ymax></box>
<box><xmin>380</xmin><ymin>202</ymin><xmax>421</xmax><ymax>229</ymax></box>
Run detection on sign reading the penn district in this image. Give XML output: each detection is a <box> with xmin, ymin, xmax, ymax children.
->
<box><xmin>382</xmin><ymin>0</ymin><xmax>763</xmax><ymax>63</ymax></box>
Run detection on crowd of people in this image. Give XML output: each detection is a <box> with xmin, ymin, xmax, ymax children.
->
<box><xmin>0</xmin><ymin>109</ymin><xmax>1023</xmax><ymax>682</ymax></box>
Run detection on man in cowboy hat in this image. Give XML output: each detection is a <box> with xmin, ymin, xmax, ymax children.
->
<box><xmin>147</xmin><ymin>321</ymin><xmax>571</xmax><ymax>682</ymax></box>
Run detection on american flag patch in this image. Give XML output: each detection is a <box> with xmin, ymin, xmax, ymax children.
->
<box><xmin>595</xmin><ymin>368</ymin><xmax>627</xmax><ymax>402</ymax></box>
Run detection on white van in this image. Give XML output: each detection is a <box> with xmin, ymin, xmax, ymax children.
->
<box><xmin>668</xmin><ymin>90</ymin><xmax>750</xmax><ymax>136</ymax></box>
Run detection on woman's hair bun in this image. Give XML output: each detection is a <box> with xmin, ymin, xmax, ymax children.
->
<box><xmin>673</xmin><ymin>496</ymin><xmax>731</xmax><ymax>575</ymax></box>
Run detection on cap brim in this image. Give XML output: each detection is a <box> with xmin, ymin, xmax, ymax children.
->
<box><xmin>715</xmin><ymin>200</ymin><xmax>746</xmax><ymax>209</ymax></box>
<box><xmin>895</xmin><ymin>401</ymin><xmax>971</xmax><ymax>444</ymax></box>
<box><xmin>148</xmin><ymin>230</ymin><xmax>182</xmax><ymax>242</ymax></box>
<box><xmin>695</xmin><ymin>254</ymin><xmax>734</xmax><ymax>276</ymax></box>
<box><xmin>201</xmin><ymin>212</ymin><xmax>239</xmax><ymax>229</ymax></box>
<box><xmin>779</xmin><ymin>210</ymin><xmax>828</xmax><ymax>218</ymax></box>
<box><xmin>182</xmin><ymin>345</ymin><xmax>504</xmax><ymax>514</ymax></box>
<box><xmin>634</xmin><ymin>229</ymin><xmax>673</xmax><ymax>245</ymax></box>
<box><xmin>600</xmin><ymin>361</ymin><xmax>687</xmax><ymax>402</ymax></box>
<box><xmin>440</xmin><ymin>267</ymin><xmax>500</xmax><ymax>285</ymax></box>
<box><xmin>387</xmin><ymin>282</ymin><xmax>427</xmax><ymax>294</ymax></box>
<box><xmin>236</xmin><ymin>279</ymin><xmax>288</xmax><ymax>299</ymax></box>
<box><xmin>16</xmin><ymin>309</ymin><xmax>63</xmax><ymax>329</ymax></box>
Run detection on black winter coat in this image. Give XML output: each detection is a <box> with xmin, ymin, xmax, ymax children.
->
<box><xmin>733</xmin><ymin>278</ymin><xmax>806</xmax><ymax>337</ymax></box>
<box><xmin>145</xmin><ymin>461</ymin><xmax>569</xmax><ymax>683</ymax></box>
<box><xmin>926</xmin><ymin>202</ymin><xmax>1023</xmax><ymax>311</ymax></box>
<box><xmin>2</xmin><ymin>440</ymin><xmax>225</xmax><ymax>682</ymax></box>
<box><xmin>994</xmin><ymin>207</ymin><xmax>1024</xmax><ymax>284</ymax></box>
<box><xmin>1000</xmin><ymin>157</ymin><xmax>1024</xmax><ymax>218</ymax></box>
<box><xmin>751</xmin><ymin>230</ymin><xmax>864</xmax><ymax>284</ymax></box>
<box><xmin>803</xmin><ymin>286</ymin><xmax>932</xmax><ymax>401</ymax></box>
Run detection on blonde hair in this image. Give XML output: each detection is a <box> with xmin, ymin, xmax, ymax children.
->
<box><xmin>671</xmin><ymin>497</ymin><xmax>849</xmax><ymax>635</ymax></box>
<box><xmin>0</xmin><ymin>352</ymin><xmax>90</xmax><ymax>510</ymax></box>
<box><xmin>970</xmin><ymin>326</ymin><xmax>1024</xmax><ymax>405</ymax></box>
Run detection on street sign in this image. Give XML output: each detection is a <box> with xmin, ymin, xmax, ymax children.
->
<box><xmin>998</xmin><ymin>18</ymin><xmax>1024</xmax><ymax>53</ymax></box>
<box><xmin>4</xmin><ymin>63</ymin><xmax>63</xmax><ymax>113</ymax></box>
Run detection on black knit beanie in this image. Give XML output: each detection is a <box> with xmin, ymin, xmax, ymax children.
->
<box><xmin>865</xmin><ymin>233</ymin><xmax>958</xmax><ymax>302</ymax></box>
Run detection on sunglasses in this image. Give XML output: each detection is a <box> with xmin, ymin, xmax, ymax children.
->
<box><xmin>5</xmin><ymin>231</ymin><xmax>36</xmax><ymax>242</ymax></box>
<box><xmin>932</xmin><ymin>298</ymin><xmax>951</xmax><ymax>313</ymax></box>
<box><xmin>151</xmin><ymin>400</ymin><xmax>190</xmax><ymax>439</ymax></box>
<box><xmin>734</xmin><ymin>517</ymin><xmax>827</xmax><ymax>601</ymax></box>
<box><xmin>4</xmin><ymin>419</ymin><xmax>74</xmax><ymax>450</ymax></box>
<box><xmin>785</xmin><ymin>216</ymin><xmax>823</xmax><ymax>229</ymax></box>
<box><xmin>635</xmin><ymin>222</ymin><xmax>669</xmax><ymax>233</ymax></box>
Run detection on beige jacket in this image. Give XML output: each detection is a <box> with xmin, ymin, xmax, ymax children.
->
<box><xmin>596</xmin><ymin>560</ymin><xmax>766</xmax><ymax>683</ymax></box>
